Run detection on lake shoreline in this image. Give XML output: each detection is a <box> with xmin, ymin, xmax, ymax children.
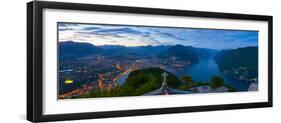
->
<box><xmin>117</xmin><ymin>59</ymin><xmax>254</xmax><ymax>91</ymax></box>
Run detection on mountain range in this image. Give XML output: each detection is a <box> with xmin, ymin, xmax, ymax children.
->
<box><xmin>59</xmin><ymin>41</ymin><xmax>103</xmax><ymax>60</ymax></box>
<box><xmin>59</xmin><ymin>41</ymin><xmax>217</xmax><ymax>62</ymax></box>
<box><xmin>213</xmin><ymin>46</ymin><xmax>258</xmax><ymax>81</ymax></box>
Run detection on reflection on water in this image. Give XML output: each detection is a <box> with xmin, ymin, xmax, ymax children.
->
<box><xmin>117</xmin><ymin>72</ymin><xmax>129</xmax><ymax>85</ymax></box>
<box><xmin>170</xmin><ymin>59</ymin><xmax>251</xmax><ymax>91</ymax></box>
<box><xmin>117</xmin><ymin>59</ymin><xmax>252</xmax><ymax>91</ymax></box>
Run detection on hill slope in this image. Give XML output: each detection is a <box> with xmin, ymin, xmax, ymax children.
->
<box><xmin>213</xmin><ymin>46</ymin><xmax>258</xmax><ymax>81</ymax></box>
<box><xmin>59</xmin><ymin>41</ymin><xmax>103</xmax><ymax>60</ymax></box>
<box><xmin>158</xmin><ymin>45</ymin><xmax>199</xmax><ymax>63</ymax></box>
<box><xmin>118</xmin><ymin>67</ymin><xmax>183</xmax><ymax>96</ymax></box>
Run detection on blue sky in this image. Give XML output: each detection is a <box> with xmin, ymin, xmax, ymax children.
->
<box><xmin>58</xmin><ymin>22</ymin><xmax>258</xmax><ymax>50</ymax></box>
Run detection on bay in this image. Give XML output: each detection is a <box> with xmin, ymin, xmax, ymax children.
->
<box><xmin>117</xmin><ymin>59</ymin><xmax>252</xmax><ymax>91</ymax></box>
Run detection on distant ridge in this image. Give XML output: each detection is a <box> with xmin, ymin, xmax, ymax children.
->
<box><xmin>59</xmin><ymin>41</ymin><xmax>103</xmax><ymax>60</ymax></box>
<box><xmin>158</xmin><ymin>44</ymin><xmax>199</xmax><ymax>63</ymax></box>
<box><xmin>59</xmin><ymin>41</ymin><xmax>217</xmax><ymax>62</ymax></box>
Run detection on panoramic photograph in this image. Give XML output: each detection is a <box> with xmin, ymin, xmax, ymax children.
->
<box><xmin>58</xmin><ymin>22</ymin><xmax>258</xmax><ymax>99</ymax></box>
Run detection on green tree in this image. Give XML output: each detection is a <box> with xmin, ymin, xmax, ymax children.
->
<box><xmin>181</xmin><ymin>75</ymin><xmax>193</xmax><ymax>85</ymax></box>
<box><xmin>210</xmin><ymin>76</ymin><xmax>224</xmax><ymax>89</ymax></box>
<box><xmin>119</xmin><ymin>67</ymin><xmax>182</xmax><ymax>96</ymax></box>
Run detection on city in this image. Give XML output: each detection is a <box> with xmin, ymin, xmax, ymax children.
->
<box><xmin>58</xmin><ymin>54</ymin><xmax>194</xmax><ymax>99</ymax></box>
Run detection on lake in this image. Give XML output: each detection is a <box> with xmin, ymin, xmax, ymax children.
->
<box><xmin>170</xmin><ymin>59</ymin><xmax>252</xmax><ymax>91</ymax></box>
<box><xmin>117</xmin><ymin>59</ymin><xmax>252</xmax><ymax>91</ymax></box>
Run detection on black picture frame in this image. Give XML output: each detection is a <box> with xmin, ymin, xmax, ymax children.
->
<box><xmin>27</xmin><ymin>1</ymin><xmax>273</xmax><ymax>122</ymax></box>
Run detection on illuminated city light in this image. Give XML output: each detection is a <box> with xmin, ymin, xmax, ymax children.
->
<box><xmin>64</xmin><ymin>79</ymin><xmax>74</xmax><ymax>84</ymax></box>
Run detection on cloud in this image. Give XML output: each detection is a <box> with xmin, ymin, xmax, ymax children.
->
<box><xmin>95</xmin><ymin>27</ymin><xmax>143</xmax><ymax>35</ymax></box>
<box><xmin>58</xmin><ymin>23</ymin><xmax>79</xmax><ymax>27</ymax></box>
<box><xmin>58</xmin><ymin>22</ymin><xmax>82</xmax><ymax>31</ymax></box>
<box><xmin>82</xmin><ymin>27</ymin><xmax>102</xmax><ymax>30</ymax></box>
<box><xmin>58</xmin><ymin>22</ymin><xmax>258</xmax><ymax>49</ymax></box>
<box><xmin>158</xmin><ymin>31</ymin><xmax>185</xmax><ymax>41</ymax></box>
<box><xmin>78</xmin><ymin>31</ymin><xmax>128</xmax><ymax>39</ymax></box>
<box><xmin>59</xmin><ymin>28</ymin><xmax>75</xmax><ymax>31</ymax></box>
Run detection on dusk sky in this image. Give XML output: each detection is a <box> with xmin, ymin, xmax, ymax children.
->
<box><xmin>58</xmin><ymin>22</ymin><xmax>258</xmax><ymax>50</ymax></box>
